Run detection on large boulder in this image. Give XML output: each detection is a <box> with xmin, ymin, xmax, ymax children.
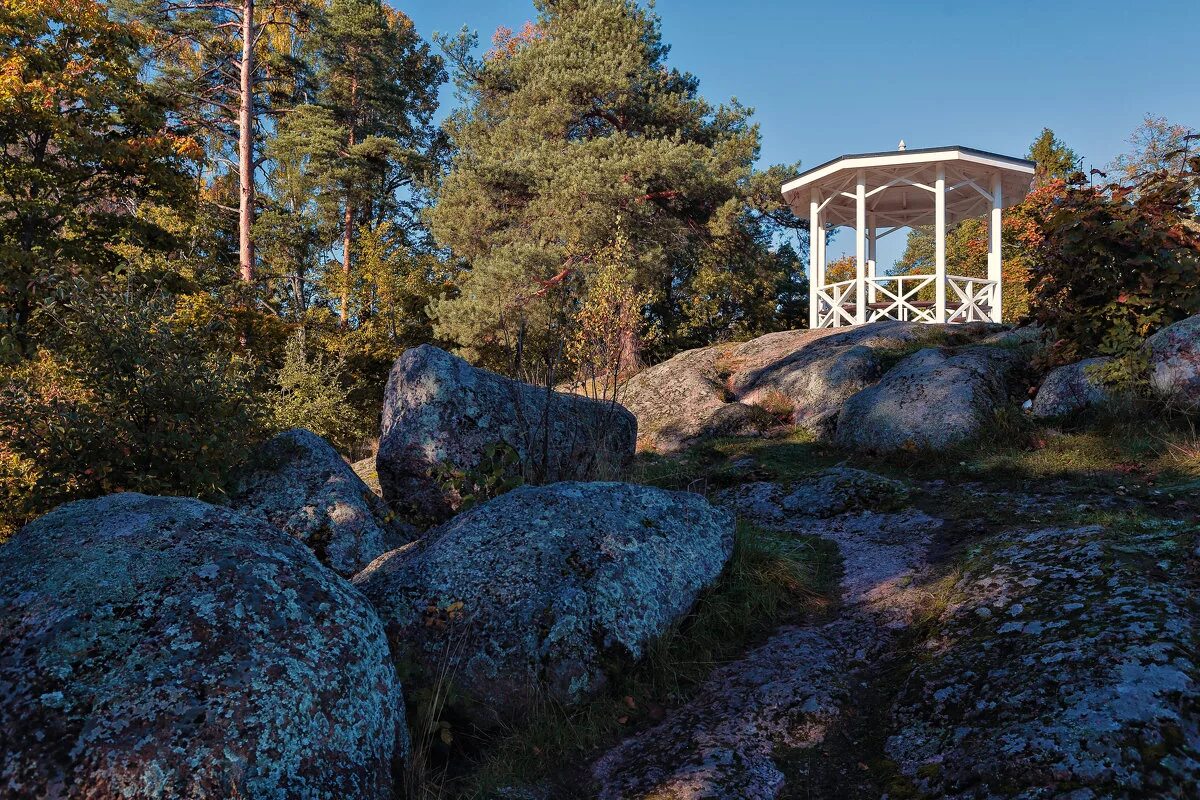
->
<box><xmin>353</xmin><ymin>481</ymin><xmax>734</xmax><ymax>724</ymax></box>
<box><xmin>887</xmin><ymin>522</ymin><xmax>1200</xmax><ymax>795</ymax></box>
<box><xmin>715</xmin><ymin>467</ymin><xmax>909</xmax><ymax>525</ymax></box>
<box><xmin>1146</xmin><ymin>313</ymin><xmax>1200</xmax><ymax>409</ymax></box>
<box><xmin>377</xmin><ymin>345</ymin><xmax>637</xmax><ymax>523</ymax></box>
<box><xmin>836</xmin><ymin>345</ymin><xmax>1021</xmax><ymax>453</ymax></box>
<box><xmin>229</xmin><ymin>428</ymin><xmax>414</xmax><ymax>576</ymax></box>
<box><xmin>620</xmin><ymin>322</ymin><xmax>1004</xmax><ymax>451</ymax></box>
<box><xmin>1030</xmin><ymin>357</ymin><xmax>1115</xmax><ymax>419</ymax></box>
<box><xmin>0</xmin><ymin>493</ymin><xmax>405</xmax><ymax>800</ymax></box>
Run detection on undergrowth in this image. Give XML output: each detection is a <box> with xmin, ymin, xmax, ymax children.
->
<box><xmin>408</xmin><ymin>521</ymin><xmax>838</xmax><ymax>798</ymax></box>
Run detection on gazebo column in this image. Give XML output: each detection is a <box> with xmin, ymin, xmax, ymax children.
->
<box><xmin>808</xmin><ymin>190</ymin><xmax>820</xmax><ymax>329</ymax></box>
<box><xmin>934</xmin><ymin>164</ymin><xmax>947</xmax><ymax>323</ymax></box>
<box><xmin>989</xmin><ymin>172</ymin><xmax>1003</xmax><ymax>323</ymax></box>
<box><xmin>855</xmin><ymin>170</ymin><xmax>866</xmax><ymax>325</ymax></box>
<box><xmin>867</xmin><ymin>214</ymin><xmax>878</xmax><ymax>305</ymax></box>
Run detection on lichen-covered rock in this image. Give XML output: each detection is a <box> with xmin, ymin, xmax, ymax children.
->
<box><xmin>836</xmin><ymin>345</ymin><xmax>1021</xmax><ymax>453</ymax></box>
<box><xmin>621</xmin><ymin>322</ymin><xmax>1004</xmax><ymax>452</ymax></box>
<box><xmin>230</xmin><ymin>428</ymin><xmax>414</xmax><ymax>576</ymax></box>
<box><xmin>715</xmin><ymin>468</ymin><xmax>908</xmax><ymax>525</ymax></box>
<box><xmin>377</xmin><ymin>345</ymin><xmax>637</xmax><ymax>522</ymax></box>
<box><xmin>1030</xmin><ymin>357</ymin><xmax>1114</xmax><ymax>418</ymax></box>
<box><xmin>0</xmin><ymin>493</ymin><xmax>405</xmax><ymax>800</ymax></box>
<box><xmin>354</xmin><ymin>482</ymin><xmax>734</xmax><ymax>724</ymax></box>
<box><xmin>618</xmin><ymin>344</ymin><xmax>739</xmax><ymax>453</ymax></box>
<box><xmin>730</xmin><ymin>321</ymin><xmax>937</xmax><ymax>435</ymax></box>
<box><xmin>1146</xmin><ymin>312</ymin><xmax>1200</xmax><ymax>409</ymax></box>
<box><xmin>887</xmin><ymin>522</ymin><xmax>1200</xmax><ymax>797</ymax></box>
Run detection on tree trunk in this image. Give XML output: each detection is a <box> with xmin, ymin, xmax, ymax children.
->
<box><xmin>339</xmin><ymin>72</ymin><xmax>359</xmax><ymax>325</ymax></box>
<box><xmin>238</xmin><ymin>0</ymin><xmax>256</xmax><ymax>283</ymax></box>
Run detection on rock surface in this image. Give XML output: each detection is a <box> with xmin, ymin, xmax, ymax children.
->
<box><xmin>377</xmin><ymin>345</ymin><xmax>637</xmax><ymax>523</ymax></box>
<box><xmin>715</xmin><ymin>467</ymin><xmax>909</xmax><ymax>524</ymax></box>
<box><xmin>836</xmin><ymin>345</ymin><xmax>1021</xmax><ymax>453</ymax></box>
<box><xmin>592</xmin><ymin>506</ymin><xmax>940</xmax><ymax>798</ymax></box>
<box><xmin>1146</xmin><ymin>312</ymin><xmax>1200</xmax><ymax>409</ymax></box>
<box><xmin>888</xmin><ymin>522</ymin><xmax>1200</xmax><ymax>796</ymax></box>
<box><xmin>354</xmin><ymin>482</ymin><xmax>734</xmax><ymax>724</ymax></box>
<box><xmin>0</xmin><ymin>493</ymin><xmax>405</xmax><ymax>800</ymax></box>
<box><xmin>621</xmin><ymin>322</ymin><xmax>1004</xmax><ymax>452</ymax></box>
<box><xmin>1030</xmin><ymin>356</ymin><xmax>1114</xmax><ymax>418</ymax></box>
<box><xmin>230</xmin><ymin>428</ymin><xmax>413</xmax><ymax>576</ymax></box>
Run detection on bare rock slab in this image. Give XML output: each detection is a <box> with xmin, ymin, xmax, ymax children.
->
<box><xmin>836</xmin><ymin>345</ymin><xmax>1021</xmax><ymax>453</ymax></box>
<box><xmin>353</xmin><ymin>481</ymin><xmax>734</xmax><ymax>725</ymax></box>
<box><xmin>715</xmin><ymin>467</ymin><xmax>909</xmax><ymax>525</ymax></box>
<box><xmin>887</xmin><ymin>522</ymin><xmax>1200</xmax><ymax>796</ymax></box>
<box><xmin>377</xmin><ymin>345</ymin><xmax>637</xmax><ymax>523</ymax></box>
<box><xmin>1030</xmin><ymin>356</ymin><xmax>1115</xmax><ymax>419</ymax></box>
<box><xmin>1146</xmin><ymin>312</ymin><xmax>1200</xmax><ymax>409</ymax></box>
<box><xmin>230</xmin><ymin>428</ymin><xmax>414</xmax><ymax>576</ymax></box>
<box><xmin>0</xmin><ymin>493</ymin><xmax>405</xmax><ymax>800</ymax></box>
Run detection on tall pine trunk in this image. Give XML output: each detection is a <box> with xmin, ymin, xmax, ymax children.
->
<box><xmin>238</xmin><ymin>0</ymin><xmax>256</xmax><ymax>282</ymax></box>
<box><xmin>339</xmin><ymin>72</ymin><xmax>358</xmax><ymax>325</ymax></box>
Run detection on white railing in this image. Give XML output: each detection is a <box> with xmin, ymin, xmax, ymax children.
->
<box><xmin>946</xmin><ymin>275</ymin><xmax>996</xmax><ymax>323</ymax></box>
<box><xmin>816</xmin><ymin>274</ymin><xmax>997</xmax><ymax>328</ymax></box>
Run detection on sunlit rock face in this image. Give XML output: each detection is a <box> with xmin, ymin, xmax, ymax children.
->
<box><xmin>1147</xmin><ymin>312</ymin><xmax>1200</xmax><ymax>409</ymax></box>
<box><xmin>1031</xmin><ymin>356</ymin><xmax>1115</xmax><ymax>418</ymax></box>
<box><xmin>0</xmin><ymin>493</ymin><xmax>405</xmax><ymax>800</ymax></box>
<box><xmin>376</xmin><ymin>344</ymin><xmax>637</xmax><ymax>524</ymax></box>
<box><xmin>229</xmin><ymin>428</ymin><xmax>414</xmax><ymax>577</ymax></box>
<box><xmin>835</xmin><ymin>345</ymin><xmax>1021</xmax><ymax>453</ymax></box>
<box><xmin>353</xmin><ymin>481</ymin><xmax>734</xmax><ymax>726</ymax></box>
<box><xmin>888</xmin><ymin>522</ymin><xmax>1200</xmax><ymax>796</ymax></box>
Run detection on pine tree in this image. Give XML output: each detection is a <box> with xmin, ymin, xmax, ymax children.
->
<box><xmin>428</xmin><ymin>0</ymin><xmax>804</xmax><ymax>368</ymax></box>
<box><xmin>1027</xmin><ymin>127</ymin><xmax>1079</xmax><ymax>186</ymax></box>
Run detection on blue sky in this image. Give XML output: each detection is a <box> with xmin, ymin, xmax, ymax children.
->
<box><xmin>395</xmin><ymin>0</ymin><xmax>1199</xmax><ymax>265</ymax></box>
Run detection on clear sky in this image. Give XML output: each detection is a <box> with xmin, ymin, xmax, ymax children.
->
<box><xmin>394</xmin><ymin>0</ymin><xmax>1199</xmax><ymax>265</ymax></box>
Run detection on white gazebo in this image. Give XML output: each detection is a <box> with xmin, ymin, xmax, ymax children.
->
<box><xmin>781</xmin><ymin>145</ymin><xmax>1035</xmax><ymax>328</ymax></box>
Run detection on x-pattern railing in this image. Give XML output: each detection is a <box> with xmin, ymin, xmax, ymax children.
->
<box><xmin>946</xmin><ymin>275</ymin><xmax>995</xmax><ymax>323</ymax></box>
<box><xmin>865</xmin><ymin>275</ymin><xmax>937</xmax><ymax>323</ymax></box>
<box><xmin>816</xmin><ymin>278</ymin><xmax>858</xmax><ymax>328</ymax></box>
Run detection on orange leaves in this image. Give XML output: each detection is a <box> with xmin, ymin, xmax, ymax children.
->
<box><xmin>486</xmin><ymin>21</ymin><xmax>544</xmax><ymax>62</ymax></box>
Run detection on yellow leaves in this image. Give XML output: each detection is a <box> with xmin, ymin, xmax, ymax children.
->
<box><xmin>169</xmin><ymin>134</ymin><xmax>206</xmax><ymax>162</ymax></box>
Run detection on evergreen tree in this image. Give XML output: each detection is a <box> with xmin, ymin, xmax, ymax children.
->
<box><xmin>1027</xmin><ymin>127</ymin><xmax>1079</xmax><ymax>185</ymax></box>
<box><xmin>428</xmin><ymin>0</ymin><xmax>804</xmax><ymax>368</ymax></box>
<box><xmin>0</xmin><ymin>0</ymin><xmax>189</xmax><ymax>358</ymax></box>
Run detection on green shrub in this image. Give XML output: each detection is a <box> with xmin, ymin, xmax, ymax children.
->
<box><xmin>1023</xmin><ymin>154</ymin><xmax>1200</xmax><ymax>365</ymax></box>
<box><xmin>267</xmin><ymin>331</ymin><xmax>369</xmax><ymax>454</ymax></box>
<box><xmin>0</xmin><ymin>281</ymin><xmax>262</xmax><ymax>537</ymax></box>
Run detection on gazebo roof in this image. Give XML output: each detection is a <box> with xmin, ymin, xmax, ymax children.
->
<box><xmin>781</xmin><ymin>145</ymin><xmax>1035</xmax><ymax>227</ymax></box>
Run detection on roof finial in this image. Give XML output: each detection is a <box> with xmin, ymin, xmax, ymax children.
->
<box><xmin>898</xmin><ymin>139</ymin><xmax>906</xmax><ymax>151</ymax></box>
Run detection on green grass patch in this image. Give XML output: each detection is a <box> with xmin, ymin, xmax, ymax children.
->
<box><xmin>411</xmin><ymin>522</ymin><xmax>838</xmax><ymax>798</ymax></box>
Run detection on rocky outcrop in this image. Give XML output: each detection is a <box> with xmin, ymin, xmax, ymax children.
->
<box><xmin>621</xmin><ymin>322</ymin><xmax>1004</xmax><ymax>452</ymax></box>
<box><xmin>836</xmin><ymin>345</ymin><xmax>1021</xmax><ymax>453</ymax></box>
<box><xmin>888</xmin><ymin>522</ymin><xmax>1200</xmax><ymax>796</ymax></box>
<box><xmin>0</xmin><ymin>493</ymin><xmax>405</xmax><ymax>800</ymax></box>
<box><xmin>1146</xmin><ymin>312</ymin><xmax>1200</xmax><ymax>409</ymax></box>
<box><xmin>715</xmin><ymin>467</ymin><xmax>909</xmax><ymax>525</ymax></box>
<box><xmin>354</xmin><ymin>481</ymin><xmax>734</xmax><ymax>724</ymax></box>
<box><xmin>230</xmin><ymin>428</ymin><xmax>413</xmax><ymax>576</ymax></box>
<box><xmin>377</xmin><ymin>345</ymin><xmax>637</xmax><ymax>523</ymax></box>
<box><xmin>1030</xmin><ymin>357</ymin><xmax>1114</xmax><ymax>418</ymax></box>
<box><xmin>592</xmin><ymin>507</ymin><xmax>941</xmax><ymax>798</ymax></box>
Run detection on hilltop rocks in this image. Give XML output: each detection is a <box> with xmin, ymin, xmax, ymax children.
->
<box><xmin>836</xmin><ymin>346</ymin><xmax>1021</xmax><ymax>453</ymax></box>
<box><xmin>230</xmin><ymin>428</ymin><xmax>413</xmax><ymax>576</ymax></box>
<box><xmin>621</xmin><ymin>322</ymin><xmax>1006</xmax><ymax>452</ymax></box>
<box><xmin>377</xmin><ymin>345</ymin><xmax>637</xmax><ymax>523</ymax></box>
<box><xmin>888</xmin><ymin>522</ymin><xmax>1200</xmax><ymax>796</ymax></box>
<box><xmin>1146</xmin><ymin>312</ymin><xmax>1200</xmax><ymax>409</ymax></box>
<box><xmin>0</xmin><ymin>493</ymin><xmax>405</xmax><ymax>800</ymax></box>
<box><xmin>353</xmin><ymin>482</ymin><xmax>734</xmax><ymax>724</ymax></box>
<box><xmin>715</xmin><ymin>467</ymin><xmax>909</xmax><ymax>525</ymax></box>
<box><xmin>1030</xmin><ymin>357</ymin><xmax>1115</xmax><ymax>419</ymax></box>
